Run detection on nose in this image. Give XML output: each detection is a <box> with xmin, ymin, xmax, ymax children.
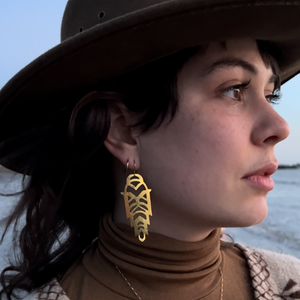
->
<box><xmin>251</xmin><ymin>99</ymin><xmax>290</xmax><ymax>146</ymax></box>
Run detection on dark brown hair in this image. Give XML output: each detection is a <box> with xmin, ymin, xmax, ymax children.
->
<box><xmin>0</xmin><ymin>41</ymin><xmax>280</xmax><ymax>299</ymax></box>
<box><xmin>0</xmin><ymin>47</ymin><xmax>198</xmax><ymax>300</ymax></box>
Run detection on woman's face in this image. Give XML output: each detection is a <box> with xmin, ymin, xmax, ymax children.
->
<box><xmin>135</xmin><ymin>39</ymin><xmax>290</xmax><ymax>241</ymax></box>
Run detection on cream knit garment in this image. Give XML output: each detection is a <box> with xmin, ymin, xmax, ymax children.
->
<box><xmin>236</xmin><ymin>244</ymin><xmax>300</xmax><ymax>300</ymax></box>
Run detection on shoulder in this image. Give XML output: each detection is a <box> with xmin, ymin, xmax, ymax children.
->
<box><xmin>23</xmin><ymin>279</ymin><xmax>70</xmax><ymax>300</ymax></box>
<box><xmin>236</xmin><ymin>243</ymin><xmax>300</xmax><ymax>299</ymax></box>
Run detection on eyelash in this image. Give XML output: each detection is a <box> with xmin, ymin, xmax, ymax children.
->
<box><xmin>222</xmin><ymin>80</ymin><xmax>282</xmax><ymax>104</ymax></box>
<box><xmin>265</xmin><ymin>90</ymin><xmax>282</xmax><ymax>105</ymax></box>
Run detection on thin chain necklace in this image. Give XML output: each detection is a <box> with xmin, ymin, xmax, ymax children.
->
<box><xmin>116</xmin><ymin>265</ymin><xmax>224</xmax><ymax>300</ymax></box>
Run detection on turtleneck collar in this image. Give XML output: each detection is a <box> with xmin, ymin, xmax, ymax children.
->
<box><xmin>83</xmin><ymin>214</ymin><xmax>223</xmax><ymax>299</ymax></box>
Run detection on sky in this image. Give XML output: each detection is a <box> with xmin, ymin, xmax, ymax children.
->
<box><xmin>1</xmin><ymin>1</ymin><xmax>300</xmax><ymax>164</ymax></box>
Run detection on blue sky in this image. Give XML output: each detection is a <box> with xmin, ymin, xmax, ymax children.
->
<box><xmin>1</xmin><ymin>1</ymin><xmax>300</xmax><ymax>164</ymax></box>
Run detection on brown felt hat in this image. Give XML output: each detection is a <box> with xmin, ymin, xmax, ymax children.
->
<box><xmin>1</xmin><ymin>0</ymin><xmax>300</xmax><ymax>173</ymax></box>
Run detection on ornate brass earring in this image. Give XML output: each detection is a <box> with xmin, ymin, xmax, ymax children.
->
<box><xmin>121</xmin><ymin>160</ymin><xmax>152</xmax><ymax>242</ymax></box>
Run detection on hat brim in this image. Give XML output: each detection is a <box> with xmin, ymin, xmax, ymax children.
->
<box><xmin>1</xmin><ymin>0</ymin><xmax>300</xmax><ymax>172</ymax></box>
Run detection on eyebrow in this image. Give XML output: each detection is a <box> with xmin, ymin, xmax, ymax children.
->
<box><xmin>201</xmin><ymin>57</ymin><xmax>279</xmax><ymax>88</ymax></box>
<box><xmin>268</xmin><ymin>74</ymin><xmax>278</xmax><ymax>84</ymax></box>
<box><xmin>202</xmin><ymin>58</ymin><xmax>258</xmax><ymax>77</ymax></box>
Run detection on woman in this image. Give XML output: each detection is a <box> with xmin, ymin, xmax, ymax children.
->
<box><xmin>1</xmin><ymin>0</ymin><xmax>300</xmax><ymax>299</ymax></box>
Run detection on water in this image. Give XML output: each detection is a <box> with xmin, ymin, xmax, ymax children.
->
<box><xmin>0</xmin><ymin>170</ymin><xmax>25</xmax><ymax>298</ymax></box>
<box><xmin>0</xmin><ymin>170</ymin><xmax>24</xmax><ymax>273</ymax></box>
<box><xmin>0</xmin><ymin>168</ymin><xmax>299</xmax><ymax>275</ymax></box>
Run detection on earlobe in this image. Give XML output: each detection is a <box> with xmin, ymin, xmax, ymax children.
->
<box><xmin>104</xmin><ymin>102</ymin><xmax>140</xmax><ymax>168</ymax></box>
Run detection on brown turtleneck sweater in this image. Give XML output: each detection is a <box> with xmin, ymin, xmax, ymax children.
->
<box><xmin>60</xmin><ymin>215</ymin><xmax>255</xmax><ymax>299</ymax></box>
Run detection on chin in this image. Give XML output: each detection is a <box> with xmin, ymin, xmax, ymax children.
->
<box><xmin>238</xmin><ymin>214</ymin><xmax>267</xmax><ymax>228</ymax></box>
<box><xmin>225</xmin><ymin>201</ymin><xmax>268</xmax><ymax>228</ymax></box>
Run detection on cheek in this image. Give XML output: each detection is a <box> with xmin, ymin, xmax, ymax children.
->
<box><xmin>137</xmin><ymin>105</ymin><xmax>249</xmax><ymax>193</ymax></box>
<box><xmin>177</xmin><ymin>112</ymin><xmax>252</xmax><ymax>194</ymax></box>
<box><xmin>180</xmin><ymin>111</ymin><xmax>242</xmax><ymax>160</ymax></box>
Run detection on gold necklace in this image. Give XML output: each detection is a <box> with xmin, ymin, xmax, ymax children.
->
<box><xmin>116</xmin><ymin>266</ymin><xmax>224</xmax><ymax>300</ymax></box>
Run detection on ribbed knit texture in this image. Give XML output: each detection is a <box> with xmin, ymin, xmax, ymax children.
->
<box><xmin>59</xmin><ymin>215</ymin><xmax>254</xmax><ymax>299</ymax></box>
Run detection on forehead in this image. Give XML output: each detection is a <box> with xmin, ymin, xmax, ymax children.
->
<box><xmin>182</xmin><ymin>39</ymin><xmax>274</xmax><ymax>78</ymax></box>
<box><xmin>201</xmin><ymin>39</ymin><xmax>259</xmax><ymax>61</ymax></box>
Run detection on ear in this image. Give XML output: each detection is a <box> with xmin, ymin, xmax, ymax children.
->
<box><xmin>104</xmin><ymin>101</ymin><xmax>140</xmax><ymax>170</ymax></box>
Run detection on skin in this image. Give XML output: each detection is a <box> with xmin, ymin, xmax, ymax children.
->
<box><xmin>105</xmin><ymin>39</ymin><xmax>290</xmax><ymax>242</ymax></box>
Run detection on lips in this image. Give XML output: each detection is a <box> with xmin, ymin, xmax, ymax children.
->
<box><xmin>242</xmin><ymin>162</ymin><xmax>278</xmax><ymax>191</ymax></box>
<box><xmin>243</xmin><ymin>162</ymin><xmax>278</xmax><ymax>178</ymax></box>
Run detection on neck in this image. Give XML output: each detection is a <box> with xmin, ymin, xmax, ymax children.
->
<box><xmin>113</xmin><ymin>202</ymin><xmax>215</xmax><ymax>242</ymax></box>
<box><xmin>113</xmin><ymin>159</ymin><xmax>217</xmax><ymax>242</ymax></box>
<box><xmin>112</xmin><ymin>158</ymin><xmax>215</xmax><ymax>242</ymax></box>
<box><xmin>86</xmin><ymin>215</ymin><xmax>223</xmax><ymax>299</ymax></box>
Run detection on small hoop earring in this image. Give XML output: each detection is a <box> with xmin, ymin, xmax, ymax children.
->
<box><xmin>121</xmin><ymin>159</ymin><xmax>152</xmax><ymax>242</ymax></box>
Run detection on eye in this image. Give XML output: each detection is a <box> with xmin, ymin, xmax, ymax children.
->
<box><xmin>223</xmin><ymin>87</ymin><xmax>242</xmax><ymax>101</ymax></box>
<box><xmin>222</xmin><ymin>80</ymin><xmax>250</xmax><ymax>101</ymax></box>
<box><xmin>265</xmin><ymin>90</ymin><xmax>282</xmax><ymax>105</ymax></box>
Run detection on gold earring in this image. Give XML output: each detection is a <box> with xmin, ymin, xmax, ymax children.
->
<box><xmin>121</xmin><ymin>161</ymin><xmax>152</xmax><ymax>242</ymax></box>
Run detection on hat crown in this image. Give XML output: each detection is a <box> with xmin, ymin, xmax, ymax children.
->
<box><xmin>61</xmin><ymin>0</ymin><xmax>170</xmax><ymax>42</ymax></box>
